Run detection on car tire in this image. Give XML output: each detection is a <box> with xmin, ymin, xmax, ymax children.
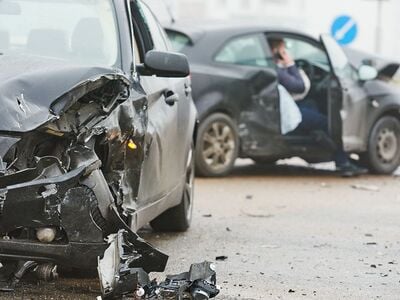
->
<box><xmin>361</xmin><ymin>116</ymin><xmax>400</xmax><ymax>174</ymax></box>
<box><xmin>195</xmin><ymin>113</ymin><xmax>239</xmax><ymax>177</ymax></box>
<box><xmin>150</xmin><ymin>145</ymin><xmax>194</xmax><ymax>232</ymax></box>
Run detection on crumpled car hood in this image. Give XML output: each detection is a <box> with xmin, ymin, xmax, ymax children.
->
<box><xmin>364</xmin><ymin>79</ymin><xmax>400</xmax><ymax>98</ymax></box>
<box><xmin>0</xmin><ymin>55</ymin><xmax>128</xmax><ymax>133</ymax></box>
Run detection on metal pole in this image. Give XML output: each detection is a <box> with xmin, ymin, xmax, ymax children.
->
<box><xmin>375</xmin><ymin>0</ymin><xmax>383</xmax><ymax>54</ymax></box>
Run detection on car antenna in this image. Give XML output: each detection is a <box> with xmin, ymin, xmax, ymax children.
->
<box><xmin>161</xmin><ymin>0</ymin><xmax>175</xmax><ymax>25</ymax></box>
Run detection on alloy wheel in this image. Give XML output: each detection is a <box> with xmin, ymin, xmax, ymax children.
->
<box><xmin>376</xmin><ymin>128</ymin><xmax>398</xmax><ymax>163</ymax></box>
<box><xmin>201</xmin><ymin>121</ymin><xmax>236</xmax><ymax>173</ymax></box>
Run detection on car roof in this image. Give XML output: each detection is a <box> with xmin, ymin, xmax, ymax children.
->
<box><xmin>164</xmin><ymin>20</ymin><xmax>317</xmax><ymax>44</ymax></box>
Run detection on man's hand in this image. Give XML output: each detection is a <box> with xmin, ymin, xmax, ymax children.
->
<box><xmin>279</xmin><ymin>48</ymin><xmax>294</xmax><ymax>67</ymax></box>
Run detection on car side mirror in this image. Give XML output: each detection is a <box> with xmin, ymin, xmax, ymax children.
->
<box><xmin>138</xmin><ymin>50</ymin><xmax>190</xmax><ymax>78</ymax></box>
<box><xmin>358</xmin><ymin>65</ymin><xmax>378</xmax><ymax>81</ymax></box>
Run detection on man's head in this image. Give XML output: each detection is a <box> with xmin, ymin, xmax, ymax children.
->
<box><xmin>268</xmin><ymin>38</ymin><xmax>285</xmax><ymax>55</ymax></box>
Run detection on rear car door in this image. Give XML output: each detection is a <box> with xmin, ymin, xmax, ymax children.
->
<box><xmin>131</xmin><ymin>1</ymin><xmax>187</xmax><ymax>207</ymax></box>
<box><xmin>213</xmin><ymin>33</ymin><xmax>281</xmax><ymax>148</ymax></box>
<box><xmin>320</xmin><ymin>34</ymin><xmax>369</xmax><ymax>152</ymax></box>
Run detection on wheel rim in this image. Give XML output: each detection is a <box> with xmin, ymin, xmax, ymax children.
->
<box><xmin>201</xmin><ymin>121</ymin><xmax>236</xmax><ymax>172</ymax></box>
<box><xmin>184</xmin><ymin>148</ymin><xmax>194</xmax><ymax>223</ymax></box>
<box><xmin>376</xmin><ymin>127</ymin><xmax>398</xmax><ymax>163</ymax></box>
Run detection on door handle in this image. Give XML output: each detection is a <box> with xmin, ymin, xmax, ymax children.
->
<box><xmin>184</xmin><ymin>84</ymin><xmax>192</xmax><ymax>97</ymax></box>
<box><xmin>164</xmin><ymin>90</ymin><xmax>179</xmax><ymax>106</ymax></box>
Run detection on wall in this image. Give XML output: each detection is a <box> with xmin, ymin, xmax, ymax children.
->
<box><xmin>167</xmin><ymin>0</ymin><xmax>400</xmax><ymax>60</ymax></box>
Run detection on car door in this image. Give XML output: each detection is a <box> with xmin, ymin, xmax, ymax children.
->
<box><xmin>213</xmin><ymin>33</ymin><xmax>281</xmax><ymax>149</ymax></box>
<box><xmin>131</xmin><ymin>1</ymin><xmax>185</xmax><ymax>207</ymax></box>
<box><xmin>320</xmin><ymin>34</ymin><xmax>369</xmax><ymax>152</ymax></box>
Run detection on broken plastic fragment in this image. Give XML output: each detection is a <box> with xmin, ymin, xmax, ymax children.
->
<box><xmin>98</xmin><ymin>230</ymin><xmax>220</xmax><ymax>299</ymax></box>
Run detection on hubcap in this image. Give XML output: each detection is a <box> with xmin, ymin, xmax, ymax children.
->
<box><xmin>202</xmin><ymin>122</ymin><xmax>235</xmax><ymax>172</ymax></box>
<box><xmin>377</xmin><ymin>128</ymin><xmax>398</xmax><ymax>162</ymax></box>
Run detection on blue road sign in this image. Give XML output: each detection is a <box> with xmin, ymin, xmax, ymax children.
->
<box><xmin>331</xmin><ymin>15</ymin><xmax>358</xmax><ymax>45</ymax></box>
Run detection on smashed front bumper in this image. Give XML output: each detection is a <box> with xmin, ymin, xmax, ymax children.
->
<box><xmin>0</xmin><ymin>156</ymin><xmax>219</xmax><ymax>299</ymax></box>
<box><xmin>0</xmin><ymin>153</ymin><xmax>167</xmax><ymax>270</ymax></box>
<box><xmin>0</xmin><ymin>155</ymin><xmax>107</xmax><ymax>268</ymax></box>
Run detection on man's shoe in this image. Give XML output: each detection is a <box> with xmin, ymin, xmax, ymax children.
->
<box><xmin>336</xmin><ymin>163</ymin><xmax>369</xmax><ymax>178</ymax></box>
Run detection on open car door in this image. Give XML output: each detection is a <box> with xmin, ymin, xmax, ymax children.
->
<box><xmin>320</xmin><ymin>34</ymin><xmax>369</xmax><ymax>152</ymax></box>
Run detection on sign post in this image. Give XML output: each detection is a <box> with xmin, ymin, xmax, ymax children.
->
<box><xmin>364</xmin><ymin>0</ymin><xmax>389</xmax><ymax>54</ymax></box>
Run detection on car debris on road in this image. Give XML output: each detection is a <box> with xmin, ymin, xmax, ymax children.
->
<box><xmin>351</xmin><ymin>184</ymin><xmax>380</xmax><ymax>192</ymax></box>
<box><xmin>98</xmin><ymin>230</ymin><xmax>220</xmax><ymax>299</ymax></box>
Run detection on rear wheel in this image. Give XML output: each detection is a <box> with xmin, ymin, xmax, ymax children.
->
<box><xmin>361</xmin><ymin>116</ymin><xmax>400</xmax><ymax>174</ymax></box>
<box><xmin>150</xmin><ymin>145</ymin><xmax>194</xmax><ymax>232</ymax></box>
<box><xmin>195</xmin><ymin>113</ymin><xmax>239</xmax><ymax>177</ymax></box>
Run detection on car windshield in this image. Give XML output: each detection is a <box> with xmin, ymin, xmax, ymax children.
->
<box><xmin>0</xmin><ymin>0</ymin><xmax>119</xmax><ymax>67</ymax></box>
<box><xmin>166</xmin><ymin>30</ymin><xmax>191</xmax><ymax>52</ymax></box>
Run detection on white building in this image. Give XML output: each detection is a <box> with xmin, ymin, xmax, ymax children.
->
<box><xmin>146</xmin><ymin>0</ymin><xmax>400</xmax><ymax>61</ymax></box>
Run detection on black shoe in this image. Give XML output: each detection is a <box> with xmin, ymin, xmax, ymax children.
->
<box><xmin>336</xmin><ymin>162</ymin><xmax>369</xmax><ymax>177</ymax></box>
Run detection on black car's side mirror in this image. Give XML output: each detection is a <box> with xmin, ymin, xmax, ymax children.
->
<box><xmin>137</xmin><ymin>50</ymin><xmax>190</xmax><ymax>78</ymax></box>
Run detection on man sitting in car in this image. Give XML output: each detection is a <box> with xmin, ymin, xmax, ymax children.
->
<box><xmin>268</xmin><ymin>38</ymin><xmax>367</xmax><ymax>177</ymax></box>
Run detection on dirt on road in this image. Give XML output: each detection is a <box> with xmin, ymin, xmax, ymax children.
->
<box><xmin>2</xmin><ymin>160</ymin><xmax>400</xmax><ymax>299</ymax></box>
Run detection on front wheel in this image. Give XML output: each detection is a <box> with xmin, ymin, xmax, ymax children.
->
<box><xmin>361</xmin><ymin>116</ymin><xmax>400</xmax><ymax>174</ymax></box>
<box><xmin>150</xmin><ymin>145</ymin><xmax>194</xmax><ymax>232</ymax></box>
<box><xmin>195</xmin><ymin>113</ymin><xmax>239</xmax><ymax>177</ymax></box>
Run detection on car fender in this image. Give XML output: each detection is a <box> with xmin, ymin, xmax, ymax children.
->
<box><xmin>363</xmin><ymin>95</ymin><xmax>400</xmax><ymax>150</ymax></box>
<box><xmin>194</xmin><ymin>90</ymin><xmax>237</xmax><ymax>122</ymax></box>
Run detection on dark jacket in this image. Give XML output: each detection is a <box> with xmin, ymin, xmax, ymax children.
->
<box><xmin>276</xmin><ymin>65</ymin><xmax>306</xmax><ymax>94</ymax></box>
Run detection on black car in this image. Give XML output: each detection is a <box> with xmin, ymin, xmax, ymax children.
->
<box><xmin>0</xmin><ymin>0</ymin><xmax>198</xmax><ymax>292</ymax></box>
<box><xmin>166</xmin><ymin>23</ymin><xmax>400</xmax><ymax>177</ymax></box>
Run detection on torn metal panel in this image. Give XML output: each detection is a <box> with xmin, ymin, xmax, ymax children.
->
<box><xmin>0</xmin><ymin>64</ymin><xmax>159</xmax><ymax>266</ymax></box>
<box><xmin>0</xmin><ymin>0</ymin><xmax>198</xmax><ymax>296</ymax></box>
<box><xmin>238</xmin><ymin>69</ymin><xmax>281</xmax><ymax>155</ymax></box>
<box><xmin>0</xmin><ymin>61</ymin><xmax>172</xmax><ymax>288</ymax></box>
<box><xmin>0</xmin><ymin>55</ymin><xmax>130</xmax><ymax>132</ymax></box>
<box><xmin>98</xmin><ymin>229</ymin><xmax>219</xmax><ymax>300</ymax></box>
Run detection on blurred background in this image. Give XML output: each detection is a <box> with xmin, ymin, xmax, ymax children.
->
<box><xmin>145</xmin><ymin>0</ymin><xmax>400</xmax><ymax>61</ymax></box>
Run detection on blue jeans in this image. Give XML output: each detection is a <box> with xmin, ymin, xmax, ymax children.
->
<box><xmin>297</xmin><ymin>101</ymin><xmax>349</xmax><ymax>166</ymax></box>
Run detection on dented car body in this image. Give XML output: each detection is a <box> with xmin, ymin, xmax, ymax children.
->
<box><xmin>166</xmin><ymin>23</ymin><xmax>400</xmax><ymax>177</ymax></box>
<box><xmin>0</xmin><ymin>0</ymin><xmax>200</xmax><ymax>295</ymax></box>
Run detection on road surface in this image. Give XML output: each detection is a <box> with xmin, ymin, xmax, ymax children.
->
<box><xmin>4</xmin><ymin>160</ymin><xmax>400</xmax><ymax>299</ymax></box>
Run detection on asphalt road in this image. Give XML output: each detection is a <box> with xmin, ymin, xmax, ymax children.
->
<box><xmin>2</xmin><ymin>159</ymin><xmax>400</xmax><ymax>299</ymax></box>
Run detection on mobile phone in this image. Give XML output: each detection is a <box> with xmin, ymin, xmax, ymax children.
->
<box><xmin>274</xmin><ymin>52</ymin><xmax>283</xmax><ymax>60</ymax></box>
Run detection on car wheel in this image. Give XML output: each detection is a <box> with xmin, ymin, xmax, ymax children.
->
<box><xmin>362</xmin><ymin>116</ymin><xmax>400</xmax><ymax>174</ymax></box>
<box><xmin>195</xmin><ymin>113</ymin><xmax>239</xmax><ymax>177</ymax></box>
<box><xmin>150</xmin><ymin>145</ymin><xmax>194</xmax><ymax>232</ymax></box>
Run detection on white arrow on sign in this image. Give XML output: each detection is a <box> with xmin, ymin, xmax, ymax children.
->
<box><xmin>334</xmin><ymin>18</ymin><xmax>357</xmax><ymax>41</ymax></box>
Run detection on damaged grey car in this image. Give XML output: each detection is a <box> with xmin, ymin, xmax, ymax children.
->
<box><xmin>0</xmin><ymin>0</ymin><xmax>218</xmax><ymax>299</ymax></box>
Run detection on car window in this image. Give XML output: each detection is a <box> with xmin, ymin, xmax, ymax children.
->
<box><xmin>0</xmin><ymin>0</ymin><xmax>119</xmax><ymax>67</ymax></box>
<box><xmin>215</xmin><ymin>34</ymin><xmax>271</xmax><ymax>68</ymax></box>
<box><xmin>166</xmin><ymin>30</ymin><xmax>191</xmax><ymax>52</ymax></box>
<box><xmin>136</xmin><ymin>1</ymin><xmax>168</xmax><ymax>51</ymax></box>
<box><xmin>282</xmin><ymin>37</ymin><xmax>329</xmax><ymax>67</ymax></box>
<box><xmin>133</xmin><ymin>35</ymin><xmax>141</xmax><ymax>64</ymax></box>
